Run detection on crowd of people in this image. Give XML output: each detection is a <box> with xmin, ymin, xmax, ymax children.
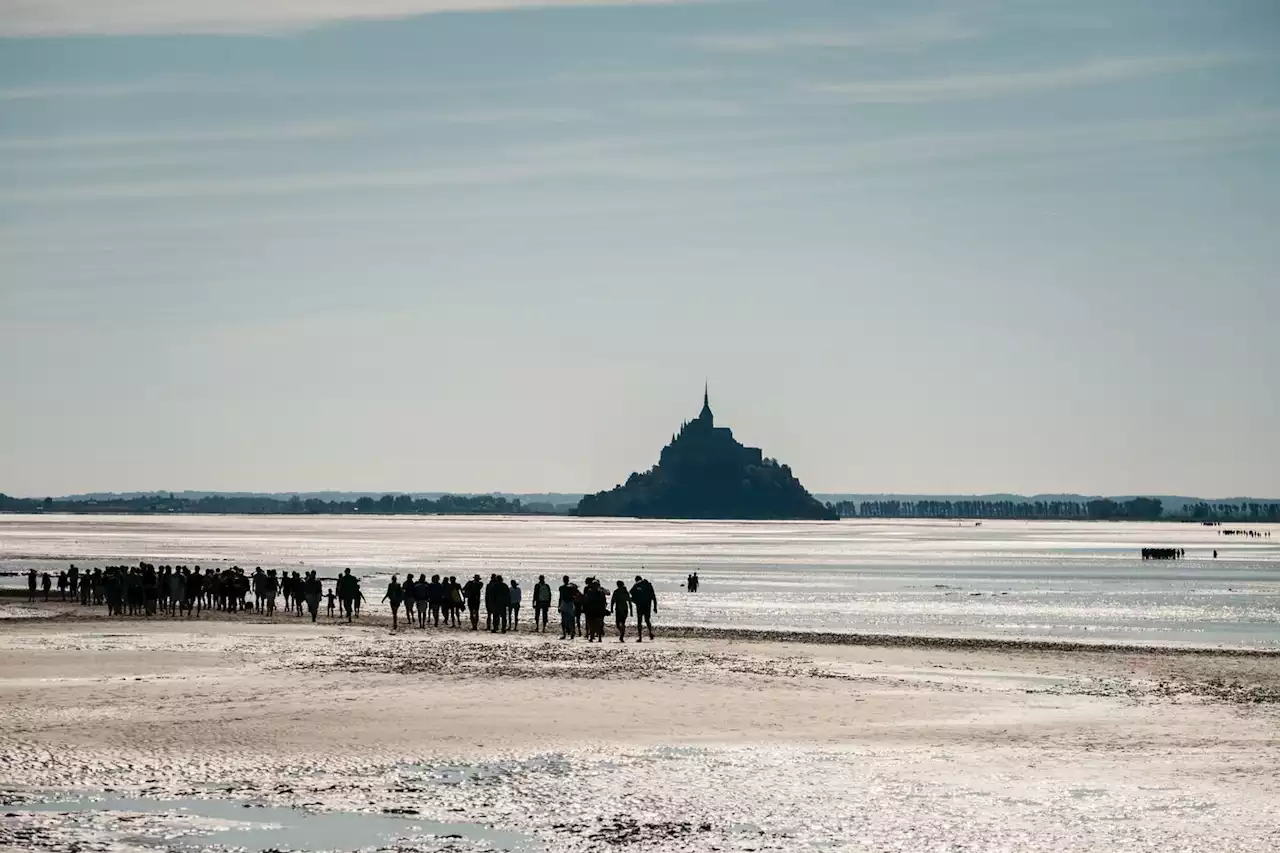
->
<box><xmin>23</xmin><ymin>564</ymin><xmax>366</xmax><ymax>622</ymax></box>
<box><xmin>1141</xmin><ymin>547</ymin><xmax>1185</xmax><ymax>560</ymax></box>
<box><xmin>379</xmin><ymin>573</ymin><xmax>658</xmax><ymax>641</ymax></box>
<box><xmin>22</xmin><ymin>564</ymin><xmax>662</xmax><ymax>642</ymax></box>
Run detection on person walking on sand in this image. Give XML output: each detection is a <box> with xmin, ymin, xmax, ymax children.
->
<box><xmin>611</xmin><ymin>580</ymin><xmax>632</xmax><ymax>643</ymax></box>
<box><xmin>464</xmin><ymin>574</ymin><xmax>483</xmax><ymax>630</ymax></box>
<box><xmin>301</xmin><ymin>571</ymin><xmax>320</xmax><ymax>622</ymax></box>
<box><xmin>557</xmin><ymin>576</ymin><xmax>578</xmax><ymax>640</ymax></box>
<box><xmin>449</xmin><ymin>576</ymin><xmax>463</xmax><ymax>628</ymax></box>
<box><xmin>532</xmin><ymin>575</ymin><xmax>552</xmax><ymax>632</ymax></box>
<box><xmin>383</xmin><ymin>575</ymin><xmax>404</xmax><ymax>631</ymax></box>
<box><xmin>491</xmin><ymin>574</ymin><xmax>511</xmax><ymax>633</ymax></box>
<box><xmin>630</xmin><ymin>575</ymin><xmax>657</xmax><ymax>642</ymax></box>
<box><xmin>414</xmin><ymin>574</ymin><xmax>431</xmax><ymax>629</ymax></box>
<box><xmin>337</xmin><ymin>568</ymin><xmax>357</xmax><ymax>623</ymax></box>
<box><xmin>27</xmin><ymin>569</ymin><xmax>37</xmax><ymax>602</ymax></box>
<box><xmin>508</xmin><ymin>579</ymin><xmax>522</xmax><ymax>630</ymax></box>
<box><xmin>484</xmin><ymin>574</ymin><xmax>499</xmax><ymax>631</ymax></box>
<box><xmin>400</xmin><ymin>574</ymin><xmax>414</xmax><ymax>620</ymax></box>
<box><xmin>169</xmin><ymin>568</ymin><xmax>186</xmax><ymax>617</ymax></box>
<box><xmin>41</xmin><ymin>572</ymin><xmax>52</xmax><ymax>601</ymax></box>
<box><xmin>583</xmin><ymin>579</ymin><xmax>608</xmax><ymax>642</ymax></box>
<box><xmin>428</xmin><ymin>574</ymin><xmax>444</xmax><ymax>628</ymax></box>
<box><xmin>186</xmin><ymin>568</ymin><xmax>203</xmax><ymax>618</ymax></box>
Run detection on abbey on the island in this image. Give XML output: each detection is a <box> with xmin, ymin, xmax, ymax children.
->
<box><xmin>575</xmin><ymin>387</ymin><xmax>836</xmax><ymax>521</ymax></box>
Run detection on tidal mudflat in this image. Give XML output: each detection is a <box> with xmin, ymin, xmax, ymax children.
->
<box><xmin>3</xmin><ymin>514</ymin><xmax>1279</xmax><ymax>647</ymax></box>
<box><xmin>2</xmin><ymin>617</ymin><xmax>1277</xmax><ymax>852</ymax></box>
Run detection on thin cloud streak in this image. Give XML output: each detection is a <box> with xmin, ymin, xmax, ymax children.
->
<box><xmin>0</xmin><ymin>107</ymin><xmax>592</xmax><ymax>152</ymax></box>
<box><xmin>5</xmin><ymin>109</ymin><xmax>1275</xmax><ymax>205</ymax></box>
<box><xmin>807</xmin><ymin>54</ymin><xmax>1247</xmax><ymax>102</ymax></box>
<box><xmin>0</xmin><ymin>0</ymin><xmax>704</xmax><ymax>37</ymax></box>
<box><xmin>688</xmin><ymin>18</ymin><xmax>979</xmax><ymax>53</ymax></box>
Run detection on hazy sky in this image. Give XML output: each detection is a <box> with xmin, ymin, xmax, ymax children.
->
<box><xmin>2</xmin><ymin>0</ymin><xmax>1278</xmax><ymax>498</ymax></box>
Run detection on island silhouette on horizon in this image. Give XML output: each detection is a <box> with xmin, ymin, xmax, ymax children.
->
<box><xmin>575</xmin><ymin>387</ymin><xmax>837</xmax><ymax>521</ymax></box>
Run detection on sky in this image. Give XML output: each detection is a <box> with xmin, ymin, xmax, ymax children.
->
<box><xmin>1</xmin><ymin>0</ymin><xmax>1278</xmax><ymax>499</ymax></box>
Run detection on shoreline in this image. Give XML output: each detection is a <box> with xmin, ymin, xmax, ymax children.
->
<box><xmin>3</xmin><ymin>599</ymin><xmax>1276</xmax><ymax>657</ymax></box>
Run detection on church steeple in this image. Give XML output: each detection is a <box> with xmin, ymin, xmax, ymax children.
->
<box><xmin>698</xmin><ymin>382</ymin><xmax>714</xmax><ymax>425</ymax></box>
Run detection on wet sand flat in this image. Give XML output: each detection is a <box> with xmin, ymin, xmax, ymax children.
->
<box><xmin>2</xmin><ymin>614</ymin><xmax>1279</xmax><ymax>852</ymax></box>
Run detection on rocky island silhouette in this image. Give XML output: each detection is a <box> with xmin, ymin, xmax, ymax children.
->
<box><xmin>576</xmin><ymin>387</ymin><xmax>837</xmax><ymax>521</ymax></box>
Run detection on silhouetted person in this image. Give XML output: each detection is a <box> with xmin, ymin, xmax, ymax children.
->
<box><xmin>187</xmin><ymin>568</ymin><xmax>204</xmax><ymax>618</ymax></box>
<box><xmin>491</xmin><ymin>574</ymin><xmax>511</xmax><ymax>633</ymax></box>
<box><xmin>463</xmin><ymin>574</ymin><xmax>483</xmax><ymax>629</ymax></box>
<box><xmin>304</xmin><ymin>571</ymin><xmax>322</xmax><ymax>622</ymax></box>
<box><xmin>533</xmin><ymin>575</ymin><xmax>552</xmax><ymax>632</ymax></box>
<box><xmin>484</xmin><ymin>575</ymin><xmax>498</xmax><ymax>632</ymax></box>
<box><xmin>27</xmin><ymin>569</ymin><xmax>37</xmax><ymax>602</ymax></box>
<box><xmin>557</xmin><ymin>575</ymin><xmax>577</xmax><ymax>640</ymax></box>
<box><xmin>611</xmin><ymin>580</ymin><xmax>632</xmax><ymax>643</ymax></box>
<box><xmin>630</xmin><ymin>575</ymin><xmax>657</xmax><ymax>642</ymax></box>
<box><xmin>428</xmin><ymin>574</ymin><xmax>444</xmax><ymax>627</ymax></box>
<box><xmin>448</xmin><ymin>577</ymin><xmax>462</xmax><ymax>627</ymax></box>
<box><xmin>583</xmin><ymin>579</ymin><xmax>608</xmax><ymax>642</ymax></box>
<box><xmin>413</xmin><ymin>574</ymin><xmax>430</xmax><ymax>628</ymax></box>
<box><xmin>41</xmin><ymin>572</ymin><xmax>52</xmax><ymax>601</ymax></box>
<box><xmin>57</xmin><ymin>571</ymin><xmax>67</xmax><ymax>600</ymax></box>
<box><xmin>383</xmin><ymin>575</ymin><xmax>404</xmax><ymax>630</ymax></box>
<box><xmin>337</xmin><ymin>568</ymin><xmax>356</xmax><ymax>622</ymax></box>
<box><xmin>169</xmin><ymin>569</ymin><xmax>186</xmax><ymax>617</ymax></box>
<box><xmin>508</xmin><ymin>579</ymin><xmax>522</xmax><ymax>629</ymax></box>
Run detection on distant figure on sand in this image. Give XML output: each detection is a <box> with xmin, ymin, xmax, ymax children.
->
<box><xmin>304</xmin><ymin>571</ymin><xmax>322</xmax><ymax>622</ymax></box>
<box><xmin>464</xmin><ymin>575</ymin><xmax>483</xmax><ymax>630</ymax></box>
<box><xmin>27</xmin><ymin>569</ymin><xmax>37</xmax><ymax>602</ymax></box>
<box><xmin>611</xmin><ymin>580</ymin><xmax>632</xmax><ymax>642</ymax></box>
<box><xmin>558</xmin><ymin>575</ymin><xmax>577</xmax><ymax>640</ymax></box>
<box><xmin>383</xmin><ymin>575</ymin><xmax>403</xmax><ymax>630</ymax></box>
<box><xmin>583</xmin><ymin>579</ymin><xmax>608</xmax><ymax>642</ymax></box>
<box><xmin>508</xmin><ymin>579</ymin><xmax>522</xmax><ymax>628</ymax></box>
<box><xmin>337</xmin><ymin>568</ymin><xmax>356</xmax><ymax>622</ymax></box>
<box><xmin>630</xmin><ymin>575</ymin><xmax>657</xmax><ymax>642</ymax></box>
<box><xmin>533</xmin><ymin>575</ymin><xmax>552</xmax><ymax>632</ymax></box>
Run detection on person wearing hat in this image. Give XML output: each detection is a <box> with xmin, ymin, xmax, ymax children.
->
<box><xmin>463</xmin><ymin>574</ymin><xmax>484</xmax><ymax>630</ymax></box>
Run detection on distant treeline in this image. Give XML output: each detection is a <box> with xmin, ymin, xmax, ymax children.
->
<box><xmin>0</xmin><ymin>492</ymin><xmax>551</xmax><ymax>516</ymax></box>
<box><xmin>828</xmin><ymin>498</ymin><xmax>1280</xmax><ymax>522</ymax></box>
<box><xmin>5</xmin><ymin>491</ymin><xmax>1277</xmax><ymax>522</ymax></box>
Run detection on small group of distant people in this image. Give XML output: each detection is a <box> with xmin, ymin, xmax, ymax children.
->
<box><xmin>685</xmin><ymin>572</ymin><xmax>700</xmax><ymax>592</ymax></box>
<box><xmin>25</xmin><ymin>564</ymin><xmax>365</xmax><ymax>624</ymax></box>
<box><xmin>379</xmin><ymin>573</ymin><xmax>658</xmax><ymax>642</ymax></box>
<box><xmin>1141</xmin><ymin>547</ymin><xmax>1185</xmax><ymax>561</ymax></box>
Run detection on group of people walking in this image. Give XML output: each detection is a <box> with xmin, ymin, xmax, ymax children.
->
<box><xmin>378</xmin><ymin>573</ymin><xmax>658</xmax><ymax>641</ymax></box>
<box><xmin>23</xmin><ymin>564</ymin><xmax>367</xmax><ymax>623</ymax></box>
<box><xmin>24</xmin><ymin>563</ymin><xmax>661</xmax><ymax>641</ymax></box>
<box><xmin>1141</xmin><ymin>547</ymin><xmax>1185</xmax><ymax>560</ymax></box>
